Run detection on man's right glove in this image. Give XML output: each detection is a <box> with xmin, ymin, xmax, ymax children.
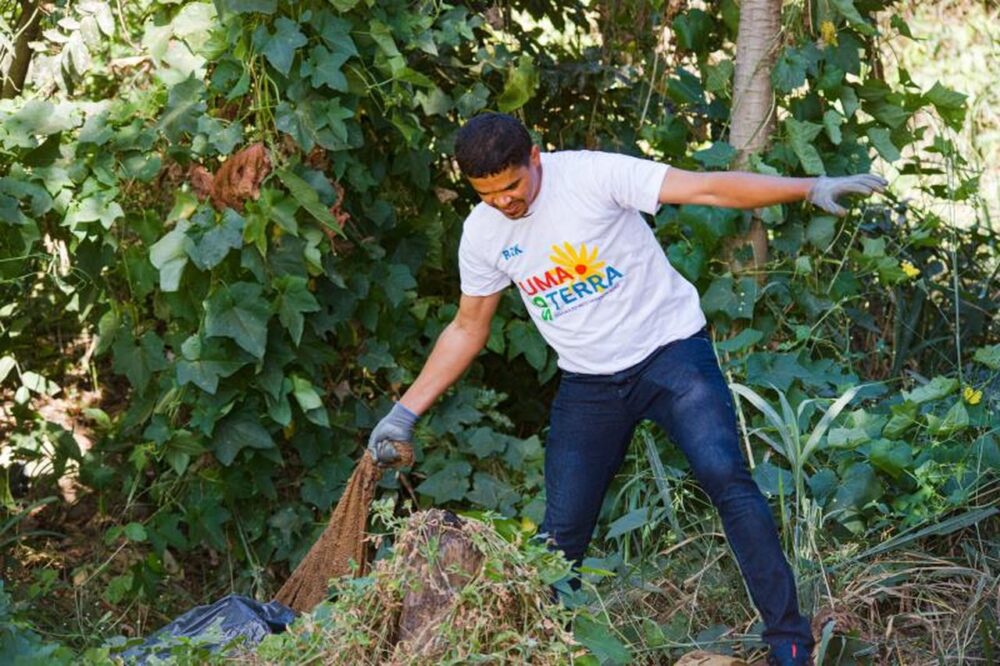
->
<box><xmin>367</xmin><ymin>402</ymin><xmax>419</xmax><ymax>466</ymax></box>
<box><xmin>807</xmin><ymin>173</ymin><xmax>888</xmax><ymax>217</ymax></box>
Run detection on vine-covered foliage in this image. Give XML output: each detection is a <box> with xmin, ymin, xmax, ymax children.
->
<box><xmin>1</xmin><ymin>0</ymin><xmax>996</xmax><ymax>625</ymax></box>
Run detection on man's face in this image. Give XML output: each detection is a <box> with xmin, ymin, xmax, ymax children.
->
<box><xmin>467</xmin><ymin>145</ymin><xmax>542</xmax><ymax>220</ymax></box>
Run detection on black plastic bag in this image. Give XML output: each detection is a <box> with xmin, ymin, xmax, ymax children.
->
<box><xmin>120</xmin><ymin>594</ymin><xmax>296</xmax><ymax>663</ymax></box>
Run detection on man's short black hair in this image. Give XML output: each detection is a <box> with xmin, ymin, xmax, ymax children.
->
<box><xmin>454</xmin><ymin>112</ymin><xmax>533</xmax><ymax>178</ymax></box>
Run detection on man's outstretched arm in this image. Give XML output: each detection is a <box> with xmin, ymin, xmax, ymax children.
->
<box><xmin>367</xmin><ymin>291</ymin><xmax>502</xmax><ymax>464</ymax></box>
<box><xmin>398</xmin><ymin>291</ymin><xmax>501</xmax><ymax>414</ymax></box>
<box><xmin>658</xmin><ymin>167</ymin><xmax>887</xmax><ymax>216</ymax></box>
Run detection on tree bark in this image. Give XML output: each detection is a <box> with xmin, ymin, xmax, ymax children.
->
<box><xmin>726</xmin><ymin>0</ymin><xmax>782</xmax><ymax>274</ymax></box>
<box><xmin>2</xmin><ymin>1</ymin><xmax>44</xmax><ymax>99</ymax></box>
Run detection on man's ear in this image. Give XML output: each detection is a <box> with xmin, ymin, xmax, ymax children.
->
<box><xmin>529</xmin><ymin>144</ymin><xmax>541</xmax><ymax>166</ymax></box>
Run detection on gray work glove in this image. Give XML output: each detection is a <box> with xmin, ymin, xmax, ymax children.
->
<box><xmin>367</xmin><ymin>402</ymin><xmax>418</xmax><ymax>466</ymax></box>
<box><xmin>807</xmin><ymin>173</ymin><xmax>888</xmax><ymax>217</ymax></box>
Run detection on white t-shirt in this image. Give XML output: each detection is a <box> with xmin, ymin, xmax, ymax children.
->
<box><xmin>458</xmin><ymin>150</ymin><xmax>706</xmax><ymax>375</ymax></box>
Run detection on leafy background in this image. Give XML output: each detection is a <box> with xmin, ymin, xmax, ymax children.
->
<box><xmin>1</xmin><ymin>0</ymin><xmax>997</xmax><ymax>662</ymax></box>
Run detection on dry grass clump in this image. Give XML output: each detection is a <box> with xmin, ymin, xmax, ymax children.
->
<box><xmin>249</xmin><ymin>508</ymin><xmax>580</xmax><ymax>665</ymax></box>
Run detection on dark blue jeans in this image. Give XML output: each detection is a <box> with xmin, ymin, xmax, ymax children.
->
<box><xmin>540</xmin><ymin>329</ymin><xmax>813</xmax><ymax>648</ymax></box>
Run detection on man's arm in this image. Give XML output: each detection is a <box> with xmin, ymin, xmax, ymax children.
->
<box><xmin>397</xmin><ymin>291</ymin><xmax>502</xmax><ymax>415</ymax></box>
<box><xmin>658</xmin><ymin>167</ymin><xmax>886</xmax><ymax>216</ymax></box>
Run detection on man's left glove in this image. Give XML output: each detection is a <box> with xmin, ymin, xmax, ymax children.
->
<box><xmin>807</xmin><ymin>174</ymin><xmax>888</xmax><ymax>217</ymax></box>
<box><xmin>367</xmin><ymin>402</ymin><xmax>419</xmax><ymax>466</ymax></box>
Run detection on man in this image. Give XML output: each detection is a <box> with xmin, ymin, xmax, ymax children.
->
<box><xmin>367</xmin><ymin>112</ymin><xmax>886</xmax><ymax>665</ymax></box>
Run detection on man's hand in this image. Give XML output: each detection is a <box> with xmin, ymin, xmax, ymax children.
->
<box><xmin>807</xmin><ymin>174</ymin><xmax>888</xmax><ymax>217</ymax></box>
<box><xmin>367</xmin><ymin>402</ymin><xmax>419</xmax><ymax>466</ymax></box>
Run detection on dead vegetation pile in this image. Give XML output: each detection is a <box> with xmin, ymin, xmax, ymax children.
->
<box><xmin>252</xmin><ymin>508</ymin><xmax>580</xmax><ymax>665</ymax></box>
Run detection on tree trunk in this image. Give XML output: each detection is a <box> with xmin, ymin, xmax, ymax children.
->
<box><xmin>2</xmin><ymin>1</ymin><xmax>44</xmax><ymax>99</ymax></box>
<box><xmin>726</xmin><ymin>0</ymin><xmax>782</xmax><ymax>274</ymax></box>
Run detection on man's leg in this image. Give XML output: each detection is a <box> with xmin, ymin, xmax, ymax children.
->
<box><xmin>635</xmin><ymin>332</ymin><xmax>813</xmax><ymax>650</ymax></box>
<box><xmin>540</xmin><ymin>374</ymin><xmax>637</xmax><ymax>568</ymax></box>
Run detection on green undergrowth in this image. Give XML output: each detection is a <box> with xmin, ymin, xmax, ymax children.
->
<box><xmin>1</xmin><ymin>0</ymin><xmax>998</xmax><ymax>662</ymax></box>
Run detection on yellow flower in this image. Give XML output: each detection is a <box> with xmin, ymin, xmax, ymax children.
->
<box><xmin>901</xmin><ymin>260</ymin><xmax>921</xmax><ymax>279</ymax></box>
<box><xmin>549</xmin><ymin>242</ymin><xmax>606</xmax><ymax>282</ymax></box>
<box><xmin>820</xmin><ymin>21</ymin><xmax>839</xmax><ymax>47</ymax></box>
<box><xmin>520</xmin><ymin>516</ymin><xmax>537</xmax><ymax>535</ymax></box>
<box><xmin>963</xmin><ymin>386</ymin><xmax>983</xmax><ymax>405</ymax></box>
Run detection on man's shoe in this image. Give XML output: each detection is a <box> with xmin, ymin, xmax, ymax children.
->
<box><xmin>766</xmin><ymin>641</ymin><xmax>814</xmax><ymax>666</ymax></box>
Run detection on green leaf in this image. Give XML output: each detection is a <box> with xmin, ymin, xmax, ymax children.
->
<box><xmin>666</xmin><ymin>68</ymin><xmax>704</xmax><ymax>106</ymax></box>
<box><xmin>112</xmin><ymin>331</ymin><xmax>168</xmax><ymax>392</ymax></box>
<box><xmin>672</xmin><ymin>9</ymin><xmax>712</xmax><ymax>52</ymax></box>
<box><xmin>715</xmin><ymin>328</ymin><xmax>763</xmax><ymax>353</ymax></box>
<box><xmin>415</xmin><ymin>87</ymin><xmax>452</xmax><ymax>116</ymax></box>
<box><xmin>123</xmin><ymin>523</ymin><xmax>147</xmax><ymax>542</ymax></box>
<box><xmin>574</xmin><ymin>614</ymin><xmax>632</xmax><ymax>665</ymax></box>
<box><xmin>752</xmin><ymin>461</ymin><xmax>794</xmax><ymax>498</ymax></box>
<box><xmin>70</xmin><ymin>193</ymin><xmax>124</xmax><ymax>230</ymax></box>
<box><xmin>158</xmin><ymin>77</ymin><xmax>206</xmax><ymax>142</ymax></box>
<box><xmin>868</xmin><ymin>101</ymin><xmax>910</xmax><ymax>129</ymax></box>
<box><xmin>358</xmin><ymin>340</ymin><xmax>396</xmax><ymax>372</ymax></box>
<box><xmin>496</xmin><ymin>55</ymin><xmax>538</xmax><ymax>113</ymax></box>
<box><xmin>307</xmin><ymin>45</ymin><xmax>351</xmax><ymax>91</ymax></box>
<box><xmin>149</xmin><ymin>221</ymin><xmax>190</xmax><ymax>292</ymax></box>
<box><xmin>275</xmin><ymin>169</ymin><xmax>344</xmax><ymax>235</ymax></box>
<box><xmin>507</xmin><ymin>320</ymin><xmax>546</xmax><ymax>371</ymax></box>
<box><xmin>867</xmin><ymin>439</ymin><xmax>913</xmax><ymax>479</ymax></box>
<box><xmin>785</xmin><ymin>118</ymin><xmax>826</xmax><ymax>175</ymax></box>
<box><xmin>0</xmin><ymin>356</ymin><xmax>15</xmax><ymax>385</ymax></box>
<box><xmin>701</xmin><ymin>276</ymin><xmax>757</xmax><ymax>320</ymax></box>
<box><xmin>902</xmin><ymin>376</ymin><xmax>958</xmax><ymax>404</ymax></box>
<box><xmin>924</xmin><ymin>81</ymin><xmax>967</xmax><ymax>131</ymax></box>
<box><xmin>666</xmin><ymin>243</ymin><xmax>706</xmax><ymax>282</ymax></box>
<box><xmin>212</xmin><ymin>411</ymin><xmax>275</xmax><ymax>466</ymax></box>
<box><xmin>164</xmin><ymin>431</ymin><xmax>204</xmax><ymax>476</ymax></box>
<box><xmin>417</xmin><ymin>461</ymin><xmax>472</xmax><ymax>503</ymax></box>
<box><xmin>186</xmin><ymin>208</ymin><xmax>244</xmax><ymax>270</ymax></box>
<box><xmin>928</xmin><ymin>401</ymin><xmax>969</xmax><ymax>436</ymax></box>
<box><xmin>217</xmin><ymin>0</ymin><xmax>276</xmax><ymax>14</ymax></box>
<box><xmin>258</xmin><ymin>17</ymin><xmax>307</xmax><ymax>76</ymax></box>
<box><xmin>291</xmin><ymin>375</ymin><xmax>323</xmax><ymax>412</ymax></box>
<box><xmin>457</xmin><ymin>83</ymin><xmax>490</xmax><ymax>116</ymax></box>
<box><xmin>274</xmin><ymin>275</ymin><xmax>320</xmax><ymax>345</ymax></box>
<box><xmin>882</xmin><ymin>400</ymin><xmax>918</xmax><ymax>438</ymax></box>
<box><xmin>839</xmin><ymin>84</ymin><xmax>861</xmax><ymax>118</ymax></box>
<box><xmin>4</xmin><ymin>100</ymin><xmax>79</xmax><ymax>148</ymax></box>
<box><xmin>866</xmin><ymin>127</ymin><xmax>900</xmax><ymax>162</ymax></box>
<box><xmin>369</xmin><ymin>20</ymin><xmax>401</xmax><ymax>57</ymax></box>
<box><xmin>0</xmin><ymin>176</ymin><xmax>53</xmax><ymax>217</ymax></box>
<box><xmin>829</xmin><ymin>462</ymin><xmax>881</xmax><ymax>512</ymax></box>
<box><xmin>678</xmin><ymin>205</ymin><xmax>737</xmax><ymax>252</ymax></box>
<box><xmin>806</xmin><ymin>215</ymin><xmax>837</xmax><ymax>250</ymax></box>
<box><xmin>822</xmin><ymin>110</ymin><xmax>844</xmax><ymax>145</ymax></box>
<box><xmin>973</xmin><ymin>344</ymin><xmax>1000</xmax><ymax>370</ymax></box>
<box><xmin>773</xmin><ymin>47</ymin><xmax>809</xmax><ymax>93</ymax></box>
<box><xmin>204</xmin><ymin>282</ymin><xmax>271</xmax><ymax>359</ymax></box>
<box><xmin>380</xmin><ymin>264</ymin><xmax>416</xmax><ymax>307</ymax></box>
<box><xmin>201</xmin><ymin>116</ymin><xmax>242</xmax><ymax>155</ymax></box>
<box><xmin>466</xmin><ymin>427</ymin><xmax>507</xmax><ymax>459</ymax></box>
<box><xmin>830</xmin><ymin>0</ymin><xmax>875</xmax><ymax>35</ymax></box>
<box><xmin>176</xmin><ymin>334</ymin><xmax>250</xmax><ymax>394</ymax></box>
<box><xmin>466</xmin><ymin>472</ymin><xmax>518</xmax><ymax>515</ymax></box>
<box><xmin>807</xmin><ymin>468</ymin><xmax>838</xmax><ymax>503</ymax></box>
<box><xmin>692</xmin><ymin>141</ymin><xmax>737</xmax><ymax>169</ymax></box>
<box><xmin>705</xmin><ymin>59</ymin><xmax>733</xmax><ymax>95</ymax></box>
<box><xmin>20</xmin><ymin>371</ymin><xmax>60</xmax><ymax>396</ymax></box>
<box><xmin>606</xmin><ymin>507</ymin><xmax>659</xmax><ymax>539</ymax></box>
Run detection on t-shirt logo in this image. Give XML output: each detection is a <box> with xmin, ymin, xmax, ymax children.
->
<box><xmin>516</xmin><ymin>242</ymin><xmax>624</xmax><ymax>321</ymax></box>
<box><xmin>501</xmin><ymin>244</ymin><xmax>523</xmax><ymax>260</ymax></box>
